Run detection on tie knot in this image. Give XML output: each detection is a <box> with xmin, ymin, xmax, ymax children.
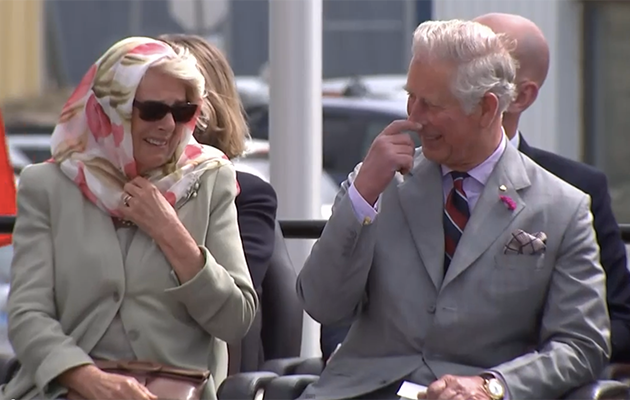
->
<box><xmin>450</xmin><ymin>171</ymin><xmax>469</xmax><ymax>181</ymax></box>
<box><xmin>450</xmin><ymin>171</ymin><xmax>468</xmax><ymax>191</ymax></box>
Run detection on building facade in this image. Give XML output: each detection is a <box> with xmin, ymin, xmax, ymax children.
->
<box><xmin>0</xmin><ymin>0</ymin><xmax>43</xmax><ymax>103</ymax></box>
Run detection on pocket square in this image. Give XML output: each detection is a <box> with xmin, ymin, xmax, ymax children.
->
<box><xmin>504</xmin><ymin>229</ymin><xmax>547</xmax><ymax>255</ymax></box>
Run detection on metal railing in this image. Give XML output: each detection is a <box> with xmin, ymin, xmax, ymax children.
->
<box><xmin>1</xmin><ymin>215</ymin><xmax>630</xmax><ymax>242</ymax></box>
<box><xmin>0</xmin><ymin>215</ymin><xmax>328</xmax><ymax>239</ymax></box>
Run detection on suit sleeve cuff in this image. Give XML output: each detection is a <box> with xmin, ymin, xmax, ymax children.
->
<box><xmin>347</xmin><ymin>183</ymin><xmax>379</xmax><ymax>224</ymax></box>
<box><xmin>35</xmin><ymin>346</ymin><xmax>93</xmax><ymax>392</ymax></box>
<box><xmin>165</xmin><ymin>246</ymin><xmax>229</xmax><ymax>299</ymax></box>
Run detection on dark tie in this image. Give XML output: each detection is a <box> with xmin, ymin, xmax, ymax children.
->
<box><xmin>443</xmin><ymin>171</ymin><xmax>470</xmax><ymax>273</ymax></box>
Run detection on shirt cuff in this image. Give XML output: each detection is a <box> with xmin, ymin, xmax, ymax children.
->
<box><xmin>347</xmin><ymin>183</ymin><xmax>379</xmax><ymax>224</ymax></box>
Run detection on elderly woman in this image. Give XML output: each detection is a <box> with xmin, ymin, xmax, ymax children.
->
<box><xmin>1</xmin><ymin>37</ymin><xmax>257</xmax><ymax>400</ymax></box>
<box><xmin>159</xmin><ymin>34</ymin><xmax>278</xmax><ymax>373</ymax></box>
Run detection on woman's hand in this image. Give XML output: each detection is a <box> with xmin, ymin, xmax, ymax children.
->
<box><xmin>72</xmin><ymin>372</ymin><xmax>157</xmax><ymax>400</ymax></box>
<box><xmin>120</xmin><ymin>176</ymin><xmax>205</xmax><ymax>283</ymax></box>
<box><xmin>60</xmin><ymin>365</ymin><xmax>157</xmax><ymax>400</ymax></box>
<box><xmin>120</xmin><ymin>177</ymin><xmax>179</xmax><ymax>239</ymax></box>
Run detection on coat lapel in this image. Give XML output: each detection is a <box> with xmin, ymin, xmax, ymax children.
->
<box><xmin>442</xmin><ymin>144</ymin><xmax>531</xmax><ymax>288</ymax></box>
<box><xmin>81</xmin><ymin>200</ymin><xmax>124</xmax><ymax>264</ymax></box>
<box><xmin>397</xmin><ymin>156</ymin><xmax>445</xmax><ymax>289</ymax></box>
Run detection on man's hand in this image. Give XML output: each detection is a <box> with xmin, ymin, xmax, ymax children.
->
<box><xmin>420</xmin><ymin>375</ymin><xmax>490</xmax><ymax>400</ymax></box>
<box><xmin>353</xmin><ymin>120</ymin><xmax>421</xmax><ymax>205</ymax></box>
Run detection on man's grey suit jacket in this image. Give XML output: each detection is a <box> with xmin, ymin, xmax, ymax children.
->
<box><xmin>296</xmin><ymin>143</ymin><xmax>610</xmax><ymax>400</ymax></box>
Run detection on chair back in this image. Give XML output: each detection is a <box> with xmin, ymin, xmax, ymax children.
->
<box><xmin>230</xmin><ymin>221</ymin><xmax>303</xmax><ymax>373</ymax></box>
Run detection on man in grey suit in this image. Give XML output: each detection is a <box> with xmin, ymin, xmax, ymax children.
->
<box><xmin>296</xmin><ymin>19</ymin><xmax>610</xmax><ymax>400</ymax></box>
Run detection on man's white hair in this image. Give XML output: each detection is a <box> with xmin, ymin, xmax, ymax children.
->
<box><xmin>411</xmin><ymin>19</ymin><xmax>517</xmax><ymax>114</ymax></box>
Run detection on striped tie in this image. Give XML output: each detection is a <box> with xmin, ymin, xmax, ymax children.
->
<box><xmin>443</xmin><ymin>171</ymin><xmax>470</xmax><ymax>273</ymax></box>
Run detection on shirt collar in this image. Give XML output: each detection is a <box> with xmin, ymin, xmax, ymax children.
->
<box><xmin>441</xmin><ymin>129</ymin><xmax>508</xmax><ymax>186</ymax></box>
<box><xmin>509</xmin><ymin>131</ymin><xmax>520</xmax><ymax>149</ymax></box>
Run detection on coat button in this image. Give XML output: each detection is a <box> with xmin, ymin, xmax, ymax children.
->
<box><xmin>128</xmin><ymin>329</ymin><xmax>140</xmax><ymax>341</ymax></box>
<box><xmin>427</xmin><ymin>304</ymin><xmax>436</xmax><ymax>314</ymax></box>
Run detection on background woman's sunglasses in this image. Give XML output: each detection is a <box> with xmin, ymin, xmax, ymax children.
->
<box><xmin>133</xmin><ymin>100</ymin><xmax>198</xmax><ymax>123</ymax></box>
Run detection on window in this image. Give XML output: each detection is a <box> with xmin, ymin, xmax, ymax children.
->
<box><xmin>584</xmin><ymin>2</ymin><xmax>630</xmax><ymax>223</ymax></box>
<box><xmin>322</xmin><ymin>115</ymin><xmax>358</xmax><ymax>184</ymax></box>
<box><xmin>247</xmin><ymin>109</ymin><xmax>269</xmax><ymax>141</ymax></box>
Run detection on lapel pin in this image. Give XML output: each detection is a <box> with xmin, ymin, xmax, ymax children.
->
<box><xmin>499</xmin><ymin>185</ymin><xmax>507</xmax><ymax>192</ymax></box>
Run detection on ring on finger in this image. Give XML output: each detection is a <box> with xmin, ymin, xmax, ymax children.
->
<box><xmin>123</xmin><ymin>194</ymin><xmax>132</xmax><ymax>207</ymax></box>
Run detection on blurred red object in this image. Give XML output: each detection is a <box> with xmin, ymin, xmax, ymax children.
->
<box><xmin>0</xmin><ymin>109</ymin><xmax>16</xmax><ymax>247</ymax></box>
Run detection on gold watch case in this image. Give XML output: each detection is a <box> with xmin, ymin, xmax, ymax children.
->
<box><xmin>483</xmin><ymin>377</ymin><xmax>505</xmax><ymax>400</ymax></box>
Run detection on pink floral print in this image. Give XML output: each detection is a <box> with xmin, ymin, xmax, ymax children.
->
<box><xmin>50</xmin><ymin>37</ymin><xmax>229</xmax><ymax>215</ymax></box>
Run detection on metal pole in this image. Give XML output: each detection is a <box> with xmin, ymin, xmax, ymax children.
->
<box><xmin>403</xmin><ymin>0</ymin><xmax>417</xmax><ymax>67</ymax></box>
<box><xmin>269</xmin><ymin>0</ymin><xmax>323</xmax><ymax>358</ymax></box>
<box><xmin>194</xmin><ymin>0</ymin><xmax>205</xmax><ymax>36</ymax></box>
<box><xmin>128</xmin><ymin>0</ymin><xmax>142</xmax><ymax>36</ymax></box>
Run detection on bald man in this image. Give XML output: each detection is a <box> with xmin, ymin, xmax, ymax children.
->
<box><xmin>475</xmin><ymin>12</ymin><xmax>630</xmax><ymax>362</ymax></box>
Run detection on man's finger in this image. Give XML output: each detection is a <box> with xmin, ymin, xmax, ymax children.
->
<box><xmin>388</xmin><ymin>132</ymin><xmax>417</xmax><ymax>147</ymax></box>
<box><xmin>427</xmin><ymin>379</ymin><xmax>447</xmax><ymax>399</ymax></box>
<box><xmin>140</xmin><ymin>385</ymin><xmax>158</xmax><ymax>400</ymax></box>
<box><xmin>395</xmin><ymin>153</ymin><xmax>414</xmax><ymax>173</ymax></box>
<box><xmin>66</xmin><ymin>391</ymin><xmax>81</xmax><ymax>400</ymax></box>
<box><xmin>391</xmin><ymin>143</ymin><xmax>416</xmax><ymax>156</ymax></box>
<box><xmin>381</xmin><ymin>120</ymin><xmax>423</xmax><ymax>136</ymax></box>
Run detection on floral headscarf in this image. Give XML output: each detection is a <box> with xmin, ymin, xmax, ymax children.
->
<box><xmin>50</xmin><ymin>37</ymin><xmax>229</xmax><ymax>217</ymax></box>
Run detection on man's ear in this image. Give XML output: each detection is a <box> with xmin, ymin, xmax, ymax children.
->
<box><xmin>479</xmin><ymin>92</ymin><xmax>499</xmax><ymax>129</ymax></box>
<box><xmin>507</xmin><ymin>81</ymin><xmax>539</xmax><ymax>114</ymax></box>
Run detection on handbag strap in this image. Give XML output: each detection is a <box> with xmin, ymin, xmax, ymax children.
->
<box><xmin>94</xmin><ymin>360</ymin><xmax>211</xmax><ymax>381</ymax></box>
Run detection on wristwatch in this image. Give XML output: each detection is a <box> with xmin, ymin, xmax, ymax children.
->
<box><xmin>481</xmin><ymin>375</ymin><xmax>505</xmax><ymax>400</ymax></box>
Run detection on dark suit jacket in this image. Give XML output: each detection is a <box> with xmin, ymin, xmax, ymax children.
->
<box><xmin>229</xmin><ymin>171</ymin><xmax>277</xmax><ymax>372</ymax></box>
<box><xmin>519</xmin><ymin>134</ymin><xmax>630</xmax><ymax>362</ymax></box>
<box><xmin>320</xmin><ymin>136</ymin><xmax>630</xmax><ymax>363</ymax></box>
<box><xmin>235</xmin><ymin>171</ymin><xmax>278</xmax><ymax>296</ymax></box>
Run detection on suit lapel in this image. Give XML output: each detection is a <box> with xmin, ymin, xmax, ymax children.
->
<box><xmin>397</xmin><ymin>156</ymin><xmax>445</xmax><ymax>289</ymax></box>
<box><xmin>442</xmin><ymin>144</ymin><xmax>531</xmax><ymax>288</ymax></box>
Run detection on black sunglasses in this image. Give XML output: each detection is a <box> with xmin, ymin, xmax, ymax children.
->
<box><xmin>133</xmin><ymin>100</ymin><xmax>198</xmax><ymax>123</ymax></box>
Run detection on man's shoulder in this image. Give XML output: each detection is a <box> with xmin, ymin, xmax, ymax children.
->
<box><xmin>235</xmin><ymin>170</ymin><xmax>276</xmax><ymax>197</ymax></box>
<box><xmin>521</xmin><ymin>154</ymin><xmax>589</xmax><ymax>219</ymax></box>
<box><xmin>234</xmin><ymin>170</ymin><xmax>277</xmax><ymax>208</ymax></box>
<box><xmin>523</xmin><ymin>145</ymin><xmax>607</xmax><ymax>195</ymax></box>
<box><xmin>519</xmin><ymin>151</ymin><xmax>591</xmax><ymax>211</ymax></box>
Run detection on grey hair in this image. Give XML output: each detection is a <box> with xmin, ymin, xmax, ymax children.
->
<box><xmin>411</xmin><ymin>19</ymin><xmax>517</xmax><ymax>114</ymax></box>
